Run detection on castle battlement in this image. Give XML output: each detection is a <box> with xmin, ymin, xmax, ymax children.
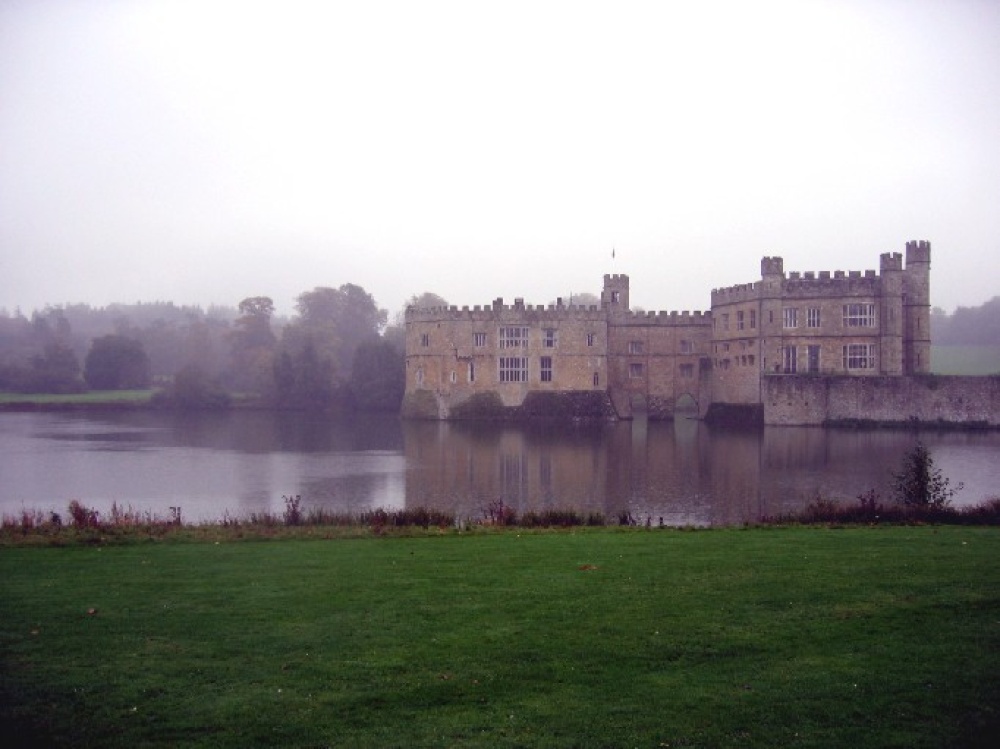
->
<box><xmin>617</xmin><ymin>309</ymin><xmax>712</xmax><ymax>326</ymax></box>
<box><xmin>906</xmin><ymin>239</ymin><xmax>931</xmax><ymax>264</ymax></box>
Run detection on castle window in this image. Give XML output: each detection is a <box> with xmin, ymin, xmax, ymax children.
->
<box><xmin>680</xmin><ymin>339</ymin><xmax>693</xmax><ymax>354</ymax></box>
<box><xmin>474</xmin><ymin>332</ymin><xmax>487</xmax><ymax>347</ymax></box>
<box><xmin>843</xmin><ymin>304</ymin><xmax>876</xmax><ymax>327</ymax></box>
<box><xmin>737</xmin><ymin>311</ymin><xmax>745</xmax><ymax>330</ymax></box>
<box><xmin>807</xmin><ymin>345</ymin><xmax>820</xmax><ymax>373</ymax></box>
<box><xmin>587</xmin><ymin>332</ymin><xmax>595</xmax><ymax>347</ymax></box>
<box><xmin>843</xmin><ymin>344</ymin><xmax>876</xmax><ymax>370</ymax></box>
<box><xmin>593</xmin><ymin>372</ymin><xmax>599</xmax><ymax>387</ymax></box>
<box><xmin>782</xmin><ymin>346</ymin><xmax>798</xmax><ymax>374</ymax></box>
<box><xmin>469</xmin><ymin>362</ymin><xmax>475</xmax><ymax>382</ymax></box>
<box><xmin>450</xmin><ymin>371</ymin><xmax>457</xmax><ymax>384</ymax></box>
<box><xmin>499</xmin><ymin>326</ymin><xmax>529</xmax><ymax>348</ymax></box>
<box><xmin>540</xmin><ymin>356</ymin><xmax>553</xmax><ymax>382</ymax></box>
<box><xmin>722</xmin><ymin>313</ymin><xmax>730</xmax><ymax>331</ymax></box>
<box><xmin>807</xmin><ymin>308</ymin><xmax>821</xmax><ymax>328</ymax></box>
<box><xmin>499</xmin><ymin>356</ymin><xmax>528</xmax><ymax>382</ymax></box>
<box><xmin>420</xmin><ymin>333</ymin><xmax>430</xmax><ymax>347</ymax></box>
<box><xmin>543</xmin><ymin>329</ymin><xmax>557</xmax><ymax>348</ymax></box>
<box><xmin>680</xmin><ymin>363</ymin><xmax>694</xmax><ymax>378</ymax></box>
<box><xmin>783</xmin><ymin>308</ymin><xmax>798</xmax><ymax>329</ymax></box>
<box><xmin>628</xmin><ymin>340</ymin><xmax>644</xmax><ymax>354</ymax></box>
<box><xmin>611</xmin><ymin>291</ymin><xmax>620</xmax><ymax>304</ymax></box>
<box><xmin>750</xmin><ymin>310</ymin><xmax>757</xmax><ymax>329</ymax></box>
<box><xmin>629</xmin><ymin>363</ymin><xmax>644</xmax><ymax>379</ymax></box>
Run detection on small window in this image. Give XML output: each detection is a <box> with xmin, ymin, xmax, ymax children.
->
<box><xmin>593</xmin><ymin>372</ymin><xmax>600</xmax><ymax>387</ymax></box>
<box><xmin>722</xmin><ymin>313</ymin><xmax>730</xmax><ymax>331</ymax></box>
<box><xmin>586</xmin><ymin>332</ymin><xmax>595</xmax><ymax>347</ymax></box>
<box><xmin>737</xmin><ymin>311</ymin><xmax>745</xmax><ymax>330</ymax></box>
<box><xmin>629</xmin><ymin>363</ymin><xmax>643</xmax><ymax>378</ymax></box>
<box><xmin>450</xmin><ymin>371</ymin><xmax>457</xmax><ymax>384</ymax></box>
<box><xmin>420</xmin><ymin>333</ymin><xmax>429</xmax><ymax>347</ymax></box>
<box><xmin>628</xmin><ymin>340</ymin><xmax>644</xmax><ymax>354</ymax></box>
<box><xmin>807</xmin><ymin>308</ymin><xmax>821</xmax><ymax>328</ymax></box>
<box><xmin>783</xmin><ymin>308</ymin><xmax>798</xmax><ymax>329</ymax></box>
<box><xmin>469</xmin><ymin>362</ymin><xmax>475</xmax><ymax>382</ymax></box>
<box><xmin>543</xmin><ymin>329</ymin><xmax>557</xmax><ymax>348</ymax></box>
<box><xmin>680</xmin><ymin>339</ymin><xmax>692</xmax><ymax>354</ymax></box>
<box><xmin>680</xmin><ymin>363</ymin><xmax>694</xmax><ymax>378</ymax></box>
<box><xmin>750</xmin><ymin>310</ymin><xmax>757</xmax><ymax>329</ymax></box>
<box><xmin>807</xmin><ymin>345</ymin><xmax>820</xmax><ymax>373</ymax></box>
<box><xmin>473</xmin><ymin>332</ymin><xmax>487</xmax><ymax>347</ymax></box>
<box><xmin>782</xmin><ymin>346</ymin><xmax>797</xmax><ymax>374</ymax></box>
<box><xmin>540</xmin><ymin>356</ymin><xmax>553</xmax><ymax>382</ymax></box>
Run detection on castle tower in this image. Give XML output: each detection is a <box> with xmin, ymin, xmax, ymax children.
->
<box><xmin>759</xmin><ymin>257</ymin><xmax>785</xmax><ymax>347</ymax></box>
<box><xmin>879</xmin><ymin>252</ymin><xmax>905</xmax><ymax>375</ymax></box>
<box><xmin>602</xmin><ymin>274</ymin><xmax>630</xmax><ymax>313</ymax></box>
<box><xmin>903</xmin><ymin>240</ymin><xmax>931</xmax><ymax>374</ymax></box>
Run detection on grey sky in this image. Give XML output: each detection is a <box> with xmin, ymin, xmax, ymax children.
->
<box><xmin>2</xmin><ymin>0</ymin><xmax>999</xmax><ymax>319</ymax></box>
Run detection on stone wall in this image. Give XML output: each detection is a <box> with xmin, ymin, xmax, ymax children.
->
<box><xmin>763</xmin><ymin>375</ymin><xmax>1000</xmax><ymax>427</ymax></box>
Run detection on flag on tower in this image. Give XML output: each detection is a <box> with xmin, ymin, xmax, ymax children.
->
<box><xmin>612</xmin><ymin>247</ymin><xmax>616</xmax><ymax>259</ymax></box>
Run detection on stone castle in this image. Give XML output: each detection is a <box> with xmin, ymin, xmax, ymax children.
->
<box><xmin>402</xmin><ymin>240</ymin><xmax>997</xmax><ymax>426</ymax></box>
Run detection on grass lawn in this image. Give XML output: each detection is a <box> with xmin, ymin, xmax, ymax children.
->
<box><xmin>931</xmin><ymin>345</ymin><xmax>1000</xmax><ymax>375</ymax></box>
<box><xmin>0</xmin><ymin>390</ymin><xmax>155</xmax><ymax>405</ymax></box>
<box><xmin>2</xmin><ymin>527</ymin><xmax>998</xmax><ymax>748</ymax></box>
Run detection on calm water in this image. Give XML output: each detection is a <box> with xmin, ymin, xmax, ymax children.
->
<box><xmin>1</xmin><ymin>410</ymin><xmax>998</xmax><ymax>526</ymax></box>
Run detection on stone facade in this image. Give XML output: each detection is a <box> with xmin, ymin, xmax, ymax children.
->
<box><xmin>403</xmin><ymin>240</ymin><xmax>943</xmax><ymax>423</ymax></box>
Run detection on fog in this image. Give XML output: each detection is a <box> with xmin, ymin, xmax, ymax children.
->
<box><xmin>2</xmin><ymin>0</ymin><xmax>999</xmax><ymax>317</ymax></box>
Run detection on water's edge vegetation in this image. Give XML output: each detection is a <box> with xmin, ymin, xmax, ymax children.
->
<box><xmin>4</xmin><ymin>493</ymin><xmax>1000</xmax><ymax>547</ymax></box>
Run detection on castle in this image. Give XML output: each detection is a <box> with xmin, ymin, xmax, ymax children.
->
<box><xmin>402</xmin><ymin>240</ymin><xmax>963</xmax><ymax>425</ymax></box>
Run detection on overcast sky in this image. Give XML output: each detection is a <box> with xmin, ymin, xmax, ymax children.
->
<box><xmin>2</xmin><ymin>0</ymin><xmax>998</xmax><ymax>319</ymax></box>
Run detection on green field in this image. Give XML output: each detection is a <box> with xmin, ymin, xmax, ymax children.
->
<box><xmin>0</xmin><ymin>390</ymin><xmax>155</xmax><ymax>406</ymax></box>
<box><xmin>931</xmin><ymin>345</ymin><xmax>1000</xmax><ymax>375</ymax></box>
<box><xmin>2</xmin><ymin>527</ymin><xmax>998</xmax><ymax>748</ymax></box>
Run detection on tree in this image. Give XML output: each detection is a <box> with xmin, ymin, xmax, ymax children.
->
<box><xmin>84</xmin><ymin>335</ymin><xmax>151</xmax><ymax>390</ymax></box>
<box><xmin>152</xmin><ymin>364</ymin><xmax>230</xmax><ymax>410</ymax></box>
<box><xmin>890</xmin><ymin>441</ymin><xmax>963</xmax><ymax>509</ymax></box>
<box><xmin>350</xmin><ymin>339</ymin><xmax>405</xmax><ymax>411</ymax></box>
<box><xmin>292</xmin><ymin>284</ymin><xmax>387</xmax><ymax>378</ymax></box>
<box><xmin>21</xmin><ymin>343</ymin><xmax>84</xmax><ymax>393</ymax></box>
<box><xmin>226</xmin><ymin>296</ymin><xmax>277</xmax><ymax>394</ymax></box>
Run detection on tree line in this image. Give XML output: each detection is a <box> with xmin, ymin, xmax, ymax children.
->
<box><xmin>0</xmin><ymin>287</ymin><xmax>448</xmax><ymax>411</ymax></box>
<box><xmin>932</xmin><ymin>297</ymin><xmax>1000</xmax><ymax>346</ymax></box>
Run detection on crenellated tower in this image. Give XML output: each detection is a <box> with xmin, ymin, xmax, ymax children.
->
<box><xmin>903</xmin><ymin>240</ymin><xmax>931</xmax><ymax>374</ymax></box>
<box><xmin>602</xmin><ymin>274</ymin><xmax>630</xmax><ymax>313</ymax></box>
<box><xmin>879</xmin><ymin>252</ymin><xmax>905</xmax><ymax>375</ymax></box>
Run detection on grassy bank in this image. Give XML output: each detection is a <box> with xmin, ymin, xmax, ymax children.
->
<box><xmin>2</xmin><ymin>527</ymin><xmax>998</xmax><ymax>747</ymax></box>
<box><xmin>0</xmin><ymin>390</ymin><xmax>155</xmax><ymax>407</ymax></box>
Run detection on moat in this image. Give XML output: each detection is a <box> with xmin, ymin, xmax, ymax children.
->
<box><xmin>2</xmin><ymin>410</ymin><xmax>998</xmax><ymax>526</ymax></box>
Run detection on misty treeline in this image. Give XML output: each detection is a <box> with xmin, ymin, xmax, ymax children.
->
<box><xmin>932</xmin><ymin>297</ymin><xmax>1000</xmax><ymax>346</ymax></box>
<box><xmin>0</xmin><ymin>288</ymin><xmax>449</xmax><ymax>411</ymax></box>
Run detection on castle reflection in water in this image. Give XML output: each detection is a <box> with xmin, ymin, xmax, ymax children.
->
<box><xmin>401</xmin><ymin>418</ymin><xmax>990</xmax><ymax>526</ymax></box>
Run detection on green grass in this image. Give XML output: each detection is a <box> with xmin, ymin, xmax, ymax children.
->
<box><xmin>0</xmin><ymin>389</ymin><xmax>155</xmax><ymax>405</ymax></box>
<box><xmin>2</xmin><ymin>527</ymin><xmax>999</xmax><ymax>748</ymax></box>
<box><xmin>931</xmin><ymin>345</ymin><xmax>1000</xmax><ymax>375</ymax></box>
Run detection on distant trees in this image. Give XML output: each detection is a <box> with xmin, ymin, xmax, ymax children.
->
<box><xmin>0</xmin><ymin>280</ymin><xmax>421</xmax><ymax>411</ymax></box>
<box><xmin>932</xmin><ymin>297</ymin><xmax>1000</xmax><ymax>345</ymax></box>
<box><xmin>273</xmin><ymin>284</ymin><xmax>387</xmax><ymax>408</ymax></box>
<box><xmin>350</xmin><ymin>339</ymin><xmax>405</xmax><ymax>411</ymax></box>
<box><xmin>84</xmin><ymin>335</ymin><xmax>151</xmax><ymax>390</ymax></box>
